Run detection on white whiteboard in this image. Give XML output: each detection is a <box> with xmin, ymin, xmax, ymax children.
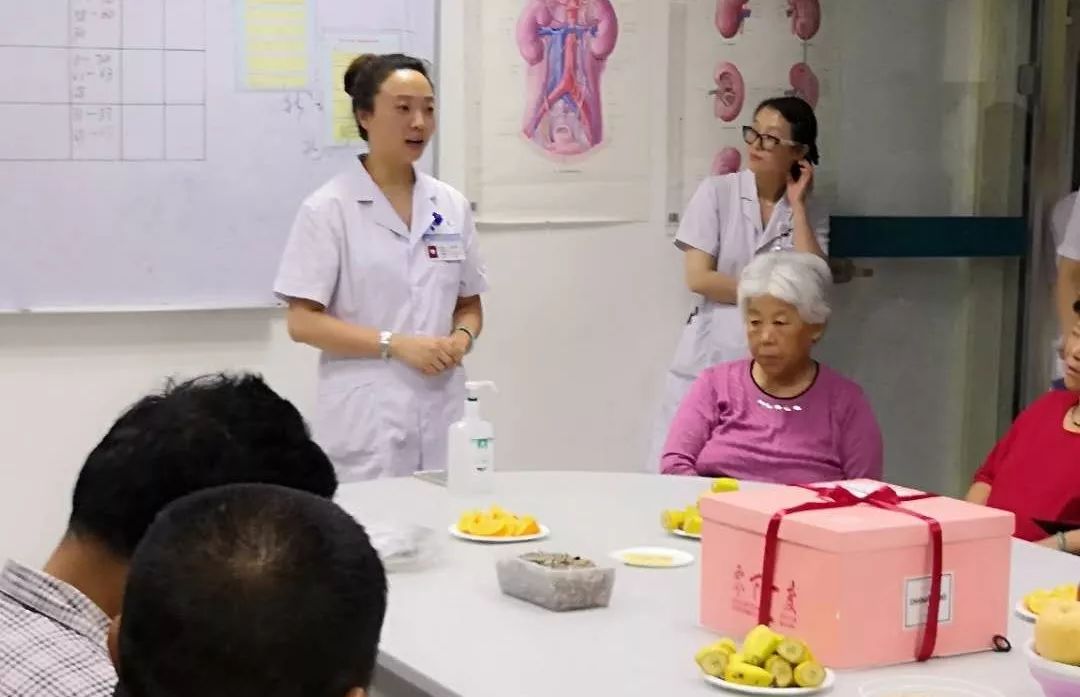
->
<box><xmin>0</xmin><ymin>0</ymin><xmax>437</xmax><ymax>312</ymax></box>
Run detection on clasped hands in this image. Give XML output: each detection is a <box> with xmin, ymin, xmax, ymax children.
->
<box><xmin>391</xmin><ymin>332</ymin><xmax>471</xmax><ymax>376</ymax></box>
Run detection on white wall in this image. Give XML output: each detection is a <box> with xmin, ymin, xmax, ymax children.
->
<box><xmin>0</xmin><ymin>0</ymin><xmax>686</xmax><ymax>566</ymax></box>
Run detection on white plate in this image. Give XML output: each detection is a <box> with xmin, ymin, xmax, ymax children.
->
<box><xmin>857</xmin><ymin>675</ymin><xmax>1007</xmax><ymax>696</ymax></box>
<box><xmin>704</xmin><ymin>668</ymin><xmax>835</xmax><ymax>695</ymax></box>
<box><xmin>447</xmin><ymin>523</ymin><xmax>550</xmax><ymax>543</ymax></box>
<box><xmin>1015</xmin><ymin>599</ymin><xmax>1037</xmax><ymax>623</ymax></box>
<box><xmin>610</xmin><ymin>546</ymin><xmax>694</xmax><ymax>568</ymax></box>
<box><xmin>671</xmin><ymin>528</ymin><xmax>702</xmax><ymax>540</ymax></box>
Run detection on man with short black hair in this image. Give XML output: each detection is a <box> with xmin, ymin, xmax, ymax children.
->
<box><xmin>110</xmin><ymin>483</ymin><xmax>386</xmax><ymax>697</ymax></box>
<box><xmin>0</xmin><ymin>373</ymin><xmax>337</xmax><ymax>697</ymax></box>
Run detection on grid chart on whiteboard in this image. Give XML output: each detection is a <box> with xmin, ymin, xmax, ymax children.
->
<box><xmin>0</xmin><ymin>0</ymin><xmax>207</xmax><ymax>162</ymax></box>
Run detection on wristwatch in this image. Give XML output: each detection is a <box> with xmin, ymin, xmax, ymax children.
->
<box><xmin>379</xmin><ymin>330</ymin><xmax>393</xmax><ymax>360</ymax></box>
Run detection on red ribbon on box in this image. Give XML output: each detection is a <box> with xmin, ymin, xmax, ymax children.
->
<box><xmin>756</xmin><ymin>484</ymin><xmax>943</xmax><ymax>662</ymax></box>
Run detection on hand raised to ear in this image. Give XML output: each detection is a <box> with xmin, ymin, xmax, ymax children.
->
<box><xmin>786</xmin><ymin>160</ymin><xmax>814</xmax><ymax>206</ymax></box>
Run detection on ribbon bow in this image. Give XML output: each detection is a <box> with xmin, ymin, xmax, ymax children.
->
<box><xmin>757</xmin><ymin>484</ymin><xmax>943</xmax><ymax>662</ymax></box>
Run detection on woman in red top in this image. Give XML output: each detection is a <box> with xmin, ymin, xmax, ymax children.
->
<box><xmin>967</xmin><ymin>301</ymin><xmax>1080</xmax><ymax>552</ymax></box>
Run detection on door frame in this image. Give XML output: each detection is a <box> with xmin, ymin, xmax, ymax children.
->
<box><xmin>1019</xmin><ymin>0</ymin><xmax>1080</xmax><ymax>407</ymax></box>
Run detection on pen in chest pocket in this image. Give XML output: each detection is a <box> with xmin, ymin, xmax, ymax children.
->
<box><xmin>424</xmin><ymin>212</ymin><xmax>444</xmax><ymax>235</ymax></box>
<box><xmin>422</xmin><ymin>212</ymin><xmax>466</xmax><ymax>261</ymax></box>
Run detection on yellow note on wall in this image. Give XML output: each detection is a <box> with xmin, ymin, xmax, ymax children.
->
<box><xmin>241</xmin><ymin>0</ymin><xmax>310</xmax><ymax>90</ymax></box>
<box><xmin>331</xmin><ymin>49</ymin><xmax>361</xmax><ymax>145</ymax></box>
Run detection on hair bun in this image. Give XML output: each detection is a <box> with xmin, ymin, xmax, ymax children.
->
<box><xmin>343</xmin><ymin>53</ymin><xmax>378</xmax><ymax>97</ymax></box>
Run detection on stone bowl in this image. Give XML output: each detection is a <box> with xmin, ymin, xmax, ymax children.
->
<box><xmin>495</xmin><ymin>552</ymin><xmax>615</xmax><ymax>612</ymax></box>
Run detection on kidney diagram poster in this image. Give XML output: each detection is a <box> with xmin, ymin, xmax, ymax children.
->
<box><xmin>465</xmin><ymin>0</ymin><xmax>656</xmax><ymax>225</ymax></box>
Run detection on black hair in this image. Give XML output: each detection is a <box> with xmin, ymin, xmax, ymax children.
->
<box><xmin>343</xmin><ymin>52</ymin><xmax>432</xmax><ymax>141</ymax></box>
<box><xmin>67</xmin><ymin>373</ymin><xmax>337</xmax><ymax>558</ymax></box>
<box><xmin>754</xmin><ymin>96</ymin><xmax>820</xmax><ymax>165</ymax></box>
<box><xmin>116</xmin><ymin>483</ymin><xmax>387</xmax><ymax>697</ymax></box>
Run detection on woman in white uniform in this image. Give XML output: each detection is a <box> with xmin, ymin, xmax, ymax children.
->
<box><xmin>648</xmin><ymin>96</ymin><xmax>829</xmax><ymax>470</ymax></box>
<box><xmin>275</xmin><ymin>53</ymin><xmax>488</xmax><ymax>481</ymax></box>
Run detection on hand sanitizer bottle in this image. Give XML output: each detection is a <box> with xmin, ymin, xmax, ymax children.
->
<box><xmin>447</xmin><ymin>381</ymin><xmax>497</xmax><ymax>494</ymax></box>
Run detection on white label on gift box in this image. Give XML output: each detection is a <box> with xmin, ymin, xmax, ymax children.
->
<box><xmin>903</xmin><ymin>572</ymin><xmax>953</xmax><ymax>629</ymax></box>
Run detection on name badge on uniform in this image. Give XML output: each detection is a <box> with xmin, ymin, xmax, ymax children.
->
<box><xmin>773</xmin><ymin>226</ymin><xmax>794</xmax><ymax>251</ymax></box>
<box><xmin>422</xmin><ymin>212</ymin><xmax>465</xmax><ymax>261</ymax></box>
<box><xmin>762</xmin><ymin>224</ymin><xmax>794</xmax><ymax>253</ymax></box>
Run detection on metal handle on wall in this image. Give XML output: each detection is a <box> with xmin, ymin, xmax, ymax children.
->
<box><xmin>830</xmin><ymin>258</ymin><xmax>874</xmax><ymax>284</ymax></box>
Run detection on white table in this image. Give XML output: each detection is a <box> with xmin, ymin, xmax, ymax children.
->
<box><xmin>336</xmin><ymin>472</ymin><xmax>1080</xmax><ymax>697</ymax></box>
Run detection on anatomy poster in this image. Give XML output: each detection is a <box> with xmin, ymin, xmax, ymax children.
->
<box><xmin>466</xmin><ymin>0</ymin><xmax>656</xmax><ymax>224</ymax></box>
<box><xmin>675</xmin><ymin>0</ymin><xmax>837</xmax><ymax>211</ymax></box>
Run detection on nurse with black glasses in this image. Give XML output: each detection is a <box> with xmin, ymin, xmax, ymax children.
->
<box><xmin>648</xmin><ymin>96</ymin><xmax>830</xmax><ymax>472</ymax></box>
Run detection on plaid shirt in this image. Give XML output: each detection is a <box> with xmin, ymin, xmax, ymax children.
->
<box><xmin>0</xmin><ymin>560</ymin><xmax>116</xmax><ymax>697</ymax></box>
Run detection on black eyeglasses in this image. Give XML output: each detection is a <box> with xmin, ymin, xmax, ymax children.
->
<box><xmin>742</xmin><ymin>126</ymin><xmax>799</xmax><ymax>151</ymax></box>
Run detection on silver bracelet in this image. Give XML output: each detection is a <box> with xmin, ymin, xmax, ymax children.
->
<box><xmin>454</xmin><ymin>326</ymin><xmax>475</xmax><ymax>354</ymax></box>
<box><xmin>1056</xmin><ymin>531</ymin><xmax>1068</xmax><ymax>552</ymax></box>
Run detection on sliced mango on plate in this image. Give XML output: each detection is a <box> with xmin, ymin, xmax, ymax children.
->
<box><xmin>455</xmin><ymin>505</ymin><xmax>542</xmax><ymax>537</ymax></box>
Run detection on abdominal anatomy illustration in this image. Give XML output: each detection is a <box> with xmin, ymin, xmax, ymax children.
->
<box><xmin>711</xmin><ymin>61</ymin><xmax>745</xmax><ymax>123</ymax></box>
<box><xmin>715</xmin><ymin>0</ymin><xmax>751</xmax><ymax>39</ymax></box>
<box><xmin>786</xmin><ymin>0</ymin><xmax>820</xmax><ymax>41</ymax></box>
<box><xmin>517</xmin><ymin>0</ymin><xmax>619</xmax><ymax>156</ymax></box>
<box><xmin>788</xmin><ymin>62</ymin><xmax>819</xmax><ymax>108</ymax></box>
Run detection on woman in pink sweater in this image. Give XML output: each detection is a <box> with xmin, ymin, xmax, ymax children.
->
<box><xmin>660</xmin><ymin>251</ymin><xmax>883</xmax><ymax>484</ymax></box>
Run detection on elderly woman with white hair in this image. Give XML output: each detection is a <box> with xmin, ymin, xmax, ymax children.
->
<box><xmin>660</xmin><ymin>251</ymin><xmax>883</xmax><ymax>483</ymax></box>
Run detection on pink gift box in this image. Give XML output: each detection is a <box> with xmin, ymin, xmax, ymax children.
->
<box><xmin>699</xmin><ymin>480</ymin><xmax>1015</xmax><ymax>670</ymax></box>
